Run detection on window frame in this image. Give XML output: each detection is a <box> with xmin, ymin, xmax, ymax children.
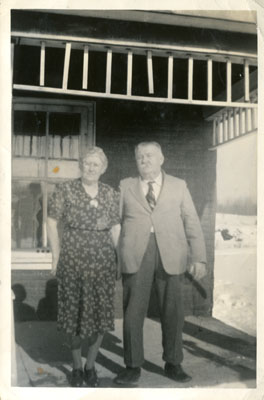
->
<box><xmin>11</xmin><ymin>96</ymin><xmax>95</xmax><ymax>269</ymax></box>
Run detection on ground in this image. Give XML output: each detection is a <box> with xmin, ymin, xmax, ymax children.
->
<box><xmin>10</xmin><ymin>213</ymin><xmax>257</xmax><ymax>388</ymax></box>
<box><xmin>13</xmin><ymin>317</ymin><xmax>256</xmax><ymax>388</ymax></box>
<box><xmin>213</xmin><ymin>213</ymin><xmax>257</xmax><ymax>336</ymax></box>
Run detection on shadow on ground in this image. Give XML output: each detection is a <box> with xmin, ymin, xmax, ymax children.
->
<box><xmin>14</xmin><ymin>315</ymin><xmax>256</xmax><ymax>387</ymax></box>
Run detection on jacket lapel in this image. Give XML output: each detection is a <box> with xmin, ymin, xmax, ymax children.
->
<box><xmin>129</xmin><ymin>177</ymin><xmax>152</xmax><ymax>212</ymax></box>
<box><xmin>154</xmin><ymin>171</ymin><xmax>170</xmax><ymax>211</ymax></box>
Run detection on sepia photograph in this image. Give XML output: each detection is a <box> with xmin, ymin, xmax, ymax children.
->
<box><xmin>1</xmin><ymin>3</ymin><xmax>263</xmax><ymax>400</ymax></box>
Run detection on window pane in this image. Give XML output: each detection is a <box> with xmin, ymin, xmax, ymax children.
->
<box><xmin>49</xmin><ymin>113</ymin><xmax>81</xmax><ymax>159</ymax></box>
<box><xmin>49</xmin><ymin>112</ymin><xmax>80</xmax><ymax>136</ymax></box>
<box><xmin>13</xmin><ymin>110</ymin><xmax>82</xmax><ymax>159</ymax></box>
<box><xmin>13</xmin><ymin>111</ymin><xmax>46</xmax><ymax>136</ymax></box>
<box><xmin>11</xmin><ymin>181</ymin><xmax>62</xmax><ymax>251</ymax></box>
<box><xmin>13</xmin><ymin>110</ymin><xmax>46</xmax><ymax>158</ymax></box>
<box><xmin>12</xmin><ymin>181</ymin><xmax>43</xmax><ymax>249</ymax></box>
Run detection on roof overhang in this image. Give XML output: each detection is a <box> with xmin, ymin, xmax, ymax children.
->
<box><xmin>34</xmin><ymin>10</ymin><xmax>257</xmax><ymax>35</ymax></box>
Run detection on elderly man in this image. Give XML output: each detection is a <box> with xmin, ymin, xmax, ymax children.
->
<box><xmin>115</xmin><ymin>141</ymin><xmax>207</xmax><ymax>386</ymax></box>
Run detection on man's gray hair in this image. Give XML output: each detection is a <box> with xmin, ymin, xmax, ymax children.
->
<box><xmin>79</xmin><ymin>146</ymin><xmax>108</xmax><ymax>170</ymax></box>
<box><xmin>135</xmin><ymin>141</ymin><xmax>163</xmax><ymax>157</ymax></box>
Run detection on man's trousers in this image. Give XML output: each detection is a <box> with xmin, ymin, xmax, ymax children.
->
<box><xmin>122</xmin><ymin>233</ymin><xmax>185</xmax><ymax>367</ymax></box>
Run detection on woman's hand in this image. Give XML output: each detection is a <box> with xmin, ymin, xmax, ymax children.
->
<box><xmin>51</xmin><ymin>256</ymin><xmax>59</xmax><ymax>276</ymax></box>
<box><xmin>47</xmin><ymin>217</ymin><xmax>60</xmax><ymax>277</ymax></box>
<box><xmin>111</xmin><ymin>224</ymin><xmax>121</xmax><ymax>248</ymax></box>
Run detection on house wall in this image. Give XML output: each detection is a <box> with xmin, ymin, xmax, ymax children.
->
<box><xmin>12</xmin><ymin>98</ymin><xmax>216</xmax><ymax>319</ymax></box>
<box><xmin>11</xmin><ymin>10</ymin><xmax>220</xmax><ymax>320</ymax></box>
<box><xmin>97</xmin><ymin>100</ymin><xmax>216</xmax><ymax>316</ymax></box>
<box><xmin>216</xmin><ymin>134</ymin><xmax>257</xmax><ymax>215</ymax></box>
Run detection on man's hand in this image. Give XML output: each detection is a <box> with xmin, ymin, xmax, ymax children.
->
<box><xmin>189</xmin><ymin>262</ymin><xmax>207</xmax><ymax>281</ymax></box>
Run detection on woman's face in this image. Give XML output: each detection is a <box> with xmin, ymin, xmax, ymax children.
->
<box><xmin>80</xmin><ymin>155</ymin><xmax>105</xmax><ymax>184</ymax></box>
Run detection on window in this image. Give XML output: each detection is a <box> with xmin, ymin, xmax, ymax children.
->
<box><xmin>12</xmin><ymin>97</ymin><xmax>95</xmax><ymax>268</ymax></box>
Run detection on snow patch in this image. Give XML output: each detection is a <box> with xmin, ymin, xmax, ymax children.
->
<box><xmin>213</xmin><ymin>214</ymin><xmax>256</xmax><ymax>336</ymax></box>
<box><xmin>215</xmin><ymin>213</ymin><xmax>256</xmax><ymax>249</ymax></box>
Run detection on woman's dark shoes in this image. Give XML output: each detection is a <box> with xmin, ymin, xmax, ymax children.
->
<box><xmin>70</xmin><ymin>368</ymin><xmax>84</xmax><ymax>387</ymax></box>
<box><xmin>83</xmin><ymin>364</ymin><xmax>99</xmax><ymax>387</ymax></box>
<box><xmin>164</xmin><ymin>363</ymin><xmax>192</xmax><ymax>383</ymax></box>
<box><xmin>114</xmin><ymin>367</ymin><xmax>141</xmax><ymax>385</ymax></box>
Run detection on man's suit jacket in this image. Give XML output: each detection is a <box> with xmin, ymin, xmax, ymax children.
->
<box><xmin>118</xmin><ymin>171</ymin><xmax>207</xmax><ymax>275</ymax></box>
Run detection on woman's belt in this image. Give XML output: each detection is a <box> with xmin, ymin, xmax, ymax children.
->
<box><xmin>65</xmin><ymin>226</ymin><xmax>110</xmax><ymax>232</ymax></box>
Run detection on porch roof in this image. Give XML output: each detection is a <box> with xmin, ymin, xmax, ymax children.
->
<box><xmin>35</xmin><ymin>10</ymin><xmax>257</xmax><ymax>35</ymax></box>
<box><xmin>11</xmin><ymin>10</ymin><xmax>258</xmax><ymax>149</ymax></box>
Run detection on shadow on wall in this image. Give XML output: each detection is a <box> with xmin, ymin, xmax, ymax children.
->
<box><xmin>36</xmin><ymin>279</ymin><xmax>58</xmax><ymax>321</ymax></box>
<box><xmin>12</xmin><ymin>273</ymin><xmax>208</xmax><ymax>323</ymax></box>
<box><xmin>12</xmin><ymin>284</ymin><xmax>37</xmax><ymax>322</ymax></box>
<box><xmin>12</xmin><ymin>280</ymin><xmax>58</xmax><ymax>322</ymax></box>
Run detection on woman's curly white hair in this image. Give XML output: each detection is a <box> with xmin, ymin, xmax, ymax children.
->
<box><xmin>79</xmin><ymin>146</ymin><xmax>108</xmax><ymax>172</ymax></box>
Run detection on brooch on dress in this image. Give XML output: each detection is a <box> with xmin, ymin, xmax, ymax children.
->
<box><xmin>90</xmin><ymin>199</ymin><xmax>98</xmax><ymax>208</ymax></box>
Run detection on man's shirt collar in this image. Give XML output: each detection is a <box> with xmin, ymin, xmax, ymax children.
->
<box><xmin>142</xmin><ymin>172</ymin><xmax>162</xmax><ymax>186</ymax></box>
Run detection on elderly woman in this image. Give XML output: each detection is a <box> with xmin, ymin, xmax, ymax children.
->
<box><xmin>47</xmin><ymin>147</ymin><xmax>120</xmax><ymax>387</ymax></box>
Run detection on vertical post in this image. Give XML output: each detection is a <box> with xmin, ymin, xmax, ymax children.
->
<box><xmin>251</xmin><ymin>107</ymin><xmax>257</xmax><ymax>130</ymax></box>
<box><xmin>11</xmin><ymin>289</ymin><xmax>17</xmax><ymax>386</ymax></box>
<box><xmin>11</xmin><ymin>108</ymin><xmax>15</xmax><ymax>156</ymax></box>
<box><xmin>43</xmin><ymin>112</ymin><xmax>49</xmax><ymax>248</ymax></box>
<box><xmin>228</xmin><ymin>110</ymin><xmax>233</xmax><ymax>139</ymax></box>
<box><xmin>212</xmin><ymin>119</ymin><xmax>217</xmax><ymax>146</ymax></box>
<box><xmin>207</xmin><ymin>58</ymin><xmax>213</xmax><ymax>102</ymax></box>
<box><xmin>228</xmin><ymin>110</ymin><xmax>234</xmax><ymax>139</ymax></box>
<box><xmin>62</xmin><ymin>42</ymin><xmax>71</xmax><ymax>90</ymax></box>
<box><xmin>239</xmin><ymin>108</ymin><xmax>243</xmax><ymax>135</ymax></box>
<box><xmin>40</xmin><ymin>41</ymin><xmax>46</xmax><ymax>86</ymax></box>
<box><xmin>79</xmin><ymin>111</ymin><xmax>85</xmax><ymax>158</ymax></box>
<box><xmin>127</xmin><ymin>50</ymin><xmax>133</xmax><ymax>96</ymax></box>
<box><xmin>222</xmin><ymin>113</ymin><xmax>228</xmax><ymax>142</ymax></box>
<box><xmin>147</xmin><ymin>50</ymin><xmax>154</xmax><ymax>94</ymax></box>
<box><xmin>244</xmin><ymin>59</ymin><xmax>250</xmax><ymax>102</ymax></box>
<box><xmin>188</xmin><ymin>56</ymin><xmax>193</xmax><ymax>101</ymax></box>
<box><xmin>255</xmin><ymin>107</ymin><xmax>258</xmax><ymax>130</ymax></box>
<box><xmin>250</xmin><ymin>108</ymin><xmax>254</xmax><ymax>130</ymax></box>
<box><xmin>20</xmin><ymin>136</ymin><xmax>25</xmax><ymax>156</ymax></box>
<box><xmin>217</xmin><ymin>116</ymin><xmax>222</xmax><ymax>144</ymax></box>
<box><xmin>82</xmin><ymin>45</ymin><xmax>89</xmax><ymax>90</ymax></box>
<box><xmin>233</xmin><ymin>108</ymin><xmax>238</xmax><ymax>137</ymax></box>
<box><xmin>167</xmin><ymin>54</ymin><xmax>173</xmax><ymax>99</ymax></box>
<box><xmin>226</xmin><ymin>58</ymin><xmax>232</xmax><ymax>103</ymax></box>
<box><xmin>106</xmin><ymin>48</ymin><xmax>112</xmax><ymax>94</ymax></box>
<box><xmin>11</xmin><ymin>42</ymin><xmax>15</xmax><ymax>84</ymax></box>
<box><xmin>245</xmin><ymin>108</ymin><xmax>251</xmax><ymax>133</ymax></box>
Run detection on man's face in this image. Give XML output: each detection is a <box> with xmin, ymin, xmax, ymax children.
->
<box><xmin>135</xmin><ymin>144</ymin><xmax>164</xmax><ymax>179</ymax></box>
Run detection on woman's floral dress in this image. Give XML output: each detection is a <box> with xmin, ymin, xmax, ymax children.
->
<box><xmin>48</xmin><ymin>178</ymin><xmax>120</xmax><ymax>339</ymax></box>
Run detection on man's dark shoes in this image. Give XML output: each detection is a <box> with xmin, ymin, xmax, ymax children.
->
<box><xmin>70</xmin><ymin>368</ymin><xmax>84</xmax><ymax>387</ymax></box>
<box><xmin>83</xmin><ymin>364</ymin><xmax>99</xmax><ymax>387</ymax></box>
<box><xmin>164</xmin><ymin>363</ymin><xmax>192</xmax><ymax>383</ymax></box>
<box><xmin>114</xmin><ymin>367</ymin><xmax>141</xmax><ymax>385</ymax></box>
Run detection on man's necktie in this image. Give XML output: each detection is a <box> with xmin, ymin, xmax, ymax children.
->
<box><xmin>146</xmin><ymin>181</ymin><xmax>156</xmax><ymax>210</ymax></box>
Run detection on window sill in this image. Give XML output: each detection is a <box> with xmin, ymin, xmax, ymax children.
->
<box><xmin>11</xmin><ymin>251</ymin><xmax>52</xmax><ymax>270</ymax></box>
